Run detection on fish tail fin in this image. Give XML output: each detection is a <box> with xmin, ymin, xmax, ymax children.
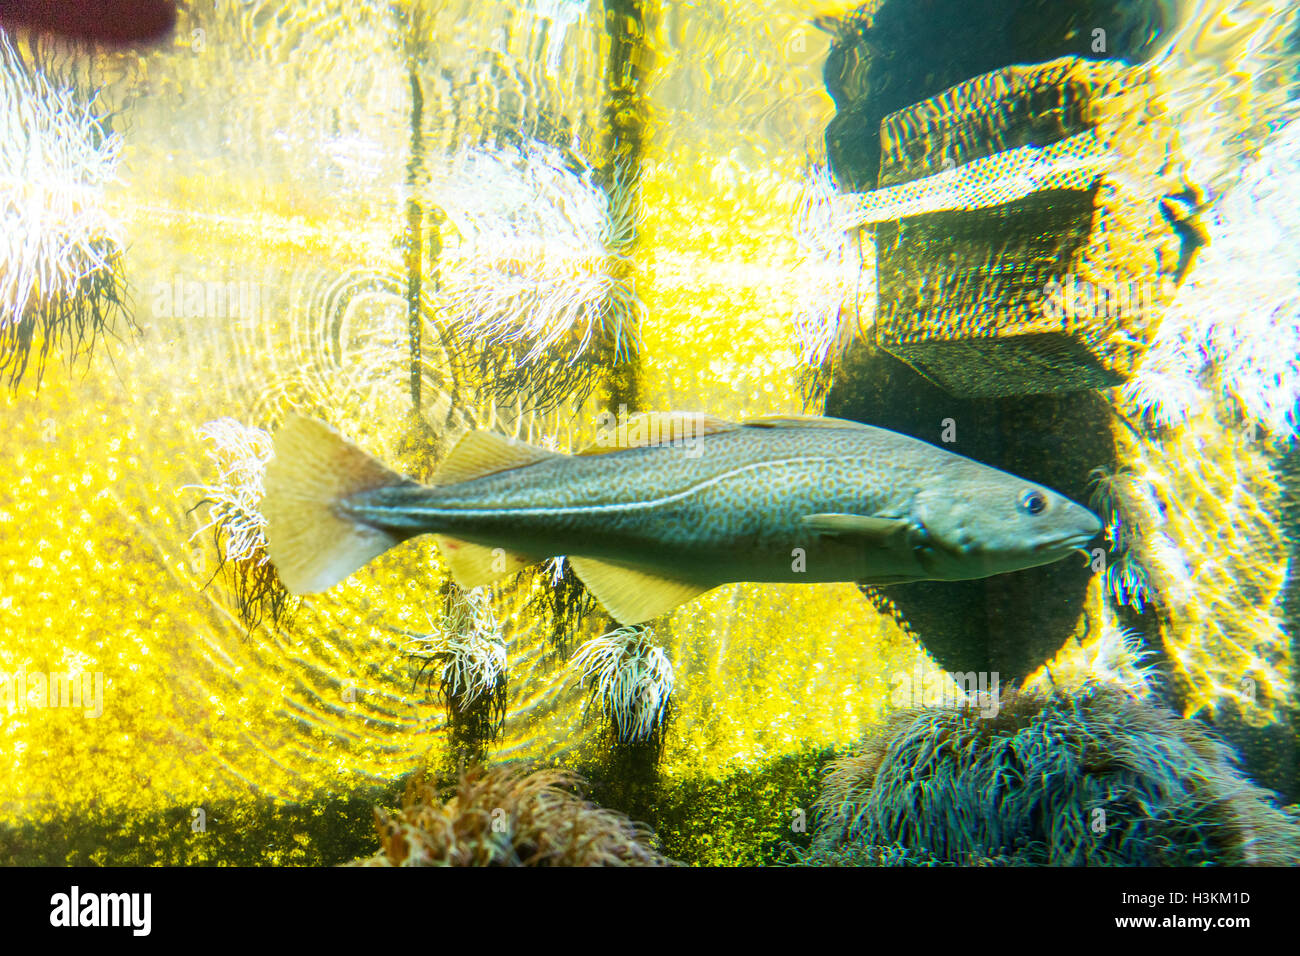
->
<box><xmin>263</xmin><ymin>415</ymin><xmax>411</xmax><ymax>594</ymax></box>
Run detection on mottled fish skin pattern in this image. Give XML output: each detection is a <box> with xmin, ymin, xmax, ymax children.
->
<box><xmin>341</xmin><ymin>421</ymin><xmax>1101</xmax><ymax>588</ymax></box>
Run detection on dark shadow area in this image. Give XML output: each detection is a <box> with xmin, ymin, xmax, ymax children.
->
<box><xmin>579</xmin><ymin>746</ymin><xmax>832</xmax><ymax>866</ymax></box>
<box><xmin>825</xmin><ymin>345</ymin><xmax>1117</xmax><ymax>681</ymax></box>
<box><xmin>0</xmin><ymin>784</ymin><xmax>400</xmax><ymax>866</ymax></box>
<box><xmin>0</xmin><ymin>747</ymin><xmax>833</xmax><ymax>867</ymax></box>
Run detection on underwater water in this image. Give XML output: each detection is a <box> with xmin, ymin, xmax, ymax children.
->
<box><xmin>0</xmin><ymin>0</ymin><xmax>1298</xmax><ymax>870</ymax></box>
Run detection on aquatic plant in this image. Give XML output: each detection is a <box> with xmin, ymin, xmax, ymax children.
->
<box><xmin>355</xmin><ymin>764</ymin><xmax>676</xmax><ymax>866</ymax></box>
<box><xmin>0</xmin><ymin>30</ymin><xmax>129</xmax><ymax>387</ymax></box>
<box><xmin>802</xmin><ymin>684</ymin><xmax>1300</xmax><ymax>866</ymax></box>
<box><xmin>402</xmin><ymin>586</ymin><xmax>507</xmax><ymax>733</ymax></box>
<box><xmin>572</xmin><ymin>624</ymin><xmax>674</xmax><ymax>744</ymax></box>
<box><xmin>1123</xmin><ymin>118</ymin><xmax>1300</xmax><ymax>434</ymax></box>
<box><xmin>524</xmin><ymin>555</ymin><xmax>597</xmax><ymax>660</ymax></box>
<box><xmin>188</xmin><ymin>418</ymin><xmax>295</xmax><ymax>632</ymax></box>
<box><xmin>432</xmin><ymin>139</ymin><xmax>642</xmax><ymax>410</ymax></box>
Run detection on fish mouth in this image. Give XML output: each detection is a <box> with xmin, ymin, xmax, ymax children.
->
<box><xmin>1037</xmin><ymin>530</ymin><xmax>1100</xmax><ymax>555</ymax></box>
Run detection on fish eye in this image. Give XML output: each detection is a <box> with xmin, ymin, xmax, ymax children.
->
<box><xmin>1019</xmin><ymin>490</ymin><xmax>1049</xmax><ymax>516</ymax></box>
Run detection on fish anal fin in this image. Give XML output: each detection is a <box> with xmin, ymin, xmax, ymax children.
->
<box><xmin>568</xmin><ymin>556</ymin><xmax>709</xmax><ymax>624</ymax></box>
<box><xmin>578</xmin><ymin>411</ymin><xmax>737</xmax><ymax>455</ymax></box>
<box><xmin>434</xmin><ymin>431</ymin><xmax>561</xmax><ymax>485</ymax></box>
<box><xmin>435</xmin><ymin>535</ymin><xmax>546</xmax><ymax>588</ymax></box>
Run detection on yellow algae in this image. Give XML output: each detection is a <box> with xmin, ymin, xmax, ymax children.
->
<box><xmin>0</xmin><ymin>319</ymin><xmax>919</xmax><ymax>860</ymax></box>
<box><xmin>0</xmin><ymin>308</ymin><xmax>926</xmax><ymax>852</ymax></box>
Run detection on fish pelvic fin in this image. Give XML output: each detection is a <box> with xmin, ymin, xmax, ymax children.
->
<box><xmin>263</xmin><ymin>415</ymin><xmax>412</xmax><ymax>594</ymax></box>
<box><xmin>434</xmin><ymin>536</ymin><xmax>547</xmax><ymax>589</ymax></box>
<box><xmin>569</xmin><ymin>556</ymin><xmax>710</xmax><ymax>624</ymax></box>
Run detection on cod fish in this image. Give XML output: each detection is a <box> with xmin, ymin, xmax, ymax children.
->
<box><xmin>263</xmin><ymin>412</ymin><xmax>1102</xmax><ymax>625</ymax></box>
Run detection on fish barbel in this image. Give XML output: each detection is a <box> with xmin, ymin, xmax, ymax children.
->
<box><xmin>262</xmin><ymin>412</ymin><xmax>1101</xmax><ymax>624</ymax></box>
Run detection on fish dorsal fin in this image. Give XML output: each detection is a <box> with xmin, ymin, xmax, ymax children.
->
<box><xmin>433</xmin><ymin>431</ymin><xmax>561</xmax><ymax>485</ymax></box>
<box><xmin>744</xmin><ymin>414</ymin><xmax>874</xmax><ymax>430</ymax></box>
<box><xmin>802</xmin><ymin>513</ymin><xmax>914</xmax><ymax>545</ymax></box>
<box><xmin>577</xmin><ymin>411</ymin><xmax>737</xmax><ymax>455</ymax></box>
<box><xmin>568</xmin><ymin>556</ymin><xmax>710</xmax><ymax>624</ymax></box>
<box><xmin>435</xmin><ymin>535</ymin><xmax>546</xmax><ymax>588</ymax></box>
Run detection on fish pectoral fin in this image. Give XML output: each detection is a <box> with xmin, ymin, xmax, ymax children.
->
<box><xmin>802</xmin><ymin>513</ymin><xmax>914</xmax><ymax>545</ymax></box>
<box><xmin>568</xmin><ymin>556</ymin><xmax>709</xmax><ymax>625</ymax></box>
<box><xmin>435</xmin><ymin>536</ymin><xmax>547</xmax><ymax>588</ymax></box>
<box><xmin>433</xmin><ymin>431</ymin><xmax>561</xmax><ymax>486</ymax></box>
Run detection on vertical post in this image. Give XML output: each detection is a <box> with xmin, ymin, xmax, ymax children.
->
<box><xmin>405</xmin><ymin>64</ymin><xmax>425</xmax><ymax>412</ymax></box>
<box><xmin>598</xmin><ymin>0</ymin><xmax>652</xmax><ymax>415</ymax></box>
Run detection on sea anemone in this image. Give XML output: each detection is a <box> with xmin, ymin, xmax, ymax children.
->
<box><xmin>789</xmin><ymin>162</ymin><xmax>869</xmax><ymax>369</ymax></box>
<box><xmin>353</xmin><ymin>764</ymin><xmax>677</xmax><ymax>866</ymax></box>
<box><xmin>1087</xmin><ymin>466</ymin><xmax>1155</xmax><ymax>614</ymax></box>
<box><xmin>572</xmin><ymin>624</ymin><xmax>673</xmax><ymax>744</ymax></box>
<box><xmin>799</xmin><ymin>683</ymin><xmax>1300</xmax><ymax>866</ymax></box>
<box><xmin>431</xmin><ymin>139</ymin><xmax>641</xmax><ymax>409</ymax></box>
<box><xmin>190</xmin><ymin>419</ymin><xmax>272</xmax><ymax>564</ymax></box>
<box><xmin>0</xmin><ymin>30</ymin><xmax>129</xmax><ymax>387</ymax></box>
<box><xmin>188</xmin><ymin>418</ymin><xmax>294</xmax><ymax>631</ymax></box>
<box><xmin>1028</xmin><ymin>610</ymin><xmax>1161</xmax><ymax>700</ymax></box>
<box><xmin>1078</xmin><ymin>622</ymin><xmax>1160</xmax><ymax>697</ymax></box>
<box><xmin>402</xmin><ymin>586</ymin><xmax>508</xmax><ymax>733</ymax></box>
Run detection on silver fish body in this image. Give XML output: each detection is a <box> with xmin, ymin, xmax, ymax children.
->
<box><xmin>264</xmin><ymin>414</ymin><xmax>1102</xmax><ymax>623</ymax></box>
